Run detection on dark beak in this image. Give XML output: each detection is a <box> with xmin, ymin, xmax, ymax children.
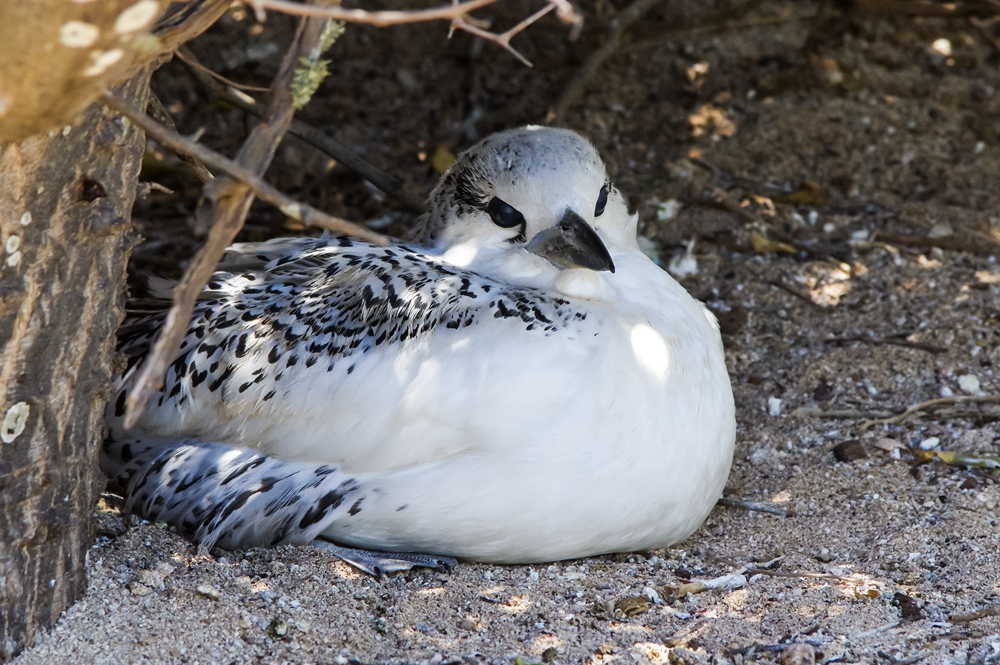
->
<box><xmin>525</xmin><ymin>209</ymin><xmax>615</xmax><ymax>273</ymax></box>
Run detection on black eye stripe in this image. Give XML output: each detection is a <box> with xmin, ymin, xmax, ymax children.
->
<box><xmin>486</xmin><ymin>197</ymin><xmax>526</xmax><ymax>229</ymax></box>
<box><xmin>595</xmin><ymin>185</ymin><xmax>609</xmax><ymax>217</ymax></box>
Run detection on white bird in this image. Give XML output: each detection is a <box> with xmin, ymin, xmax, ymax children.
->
<box><xmin>103</xmin><ymin>126</ymin><xmax>735</xmax><ymax>574</ymax></box>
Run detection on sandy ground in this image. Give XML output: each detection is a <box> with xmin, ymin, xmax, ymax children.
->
<box><xmin>13</xmin><ymin>1</ymin><xmax>1000</xmax><ymax>663</ymax></box>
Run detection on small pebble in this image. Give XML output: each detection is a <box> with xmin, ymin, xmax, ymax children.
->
<box><xmin>196</xmin><ymin>585</ymin><xmax>221</xmax><ymax>600</ymax></box>
<box><xmin>832</xmin><ymin>439</ymin><xmax>867</xmax><ymax>462</ymax></box>
<box><xmin>919</xmin><ymin>437</ymin><xmax>940</xmax><ymax>451</ymax></box>
<box><xmin>958</xmin><ymin>374</ymin><xmax>982</xmax><ymax>395</ymax></box>
<box><xmin>128</xmin><ymin>582</ymin><xmax>153</xmax><ymax>596</ymax></box>
<box><xmin>768</xmin><ymin>397</ymin><xmax>783</xmax><ymax>416</ymax></box>
<box><xmin>815</xmin><ymin>548</ymin><xmax>834</xmax><ymax>563</ymax></box>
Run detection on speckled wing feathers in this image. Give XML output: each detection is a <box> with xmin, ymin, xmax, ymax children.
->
<box><xmin>102</xmin><ymin>437</ymin><xmax>360</xmax><ymax>551</ymax></box>
<box><xmin>105</xmin><ymin>236</ymin><xmax>584</xmax><ymax>550</ymax></box>
<box><xmin>110</xmin><ymin>237</ymin><xmax>578</xmax><ymax>421</ymax></box>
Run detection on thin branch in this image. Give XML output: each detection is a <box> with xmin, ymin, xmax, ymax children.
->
<box><xmin>174</xmin><ymin>48</ymin><xmax>272</xmax><ymax>92</ymax></box>
<box><xmin>950</xmin><ymin>603</ymin><xmax>1000</xmax><ymax>624</ymax></box>
<box><xmin>716</xmin><ymin>497</ymin><xmax>795</xmax><ymax>517</ymax></box>
<box><xmin>145</xmin><ymin>93</ymin><xmax>214</xmax><ymax>182</ymax></box>
<box><xmin>119</xmin><ymin>3</ymin><xmax>377</xmax><ymax>429</ymax></box>
<box><xmin>823</xmin><ymin>335</ymin><xmax>948</xmax><ymax>355</ymax></box>
<box><xmin>861</xmin><ymin>395</ymin><xmax>1000</xmax><ymax>431</ymax></box>
<box><xmin>857</xmin><ymin>0</ymin><xmax>1000</xmax><ymax>19</ymax></box>
<box><xmin>622</xmin><ymin>8</ymin><xmax>817</xmax><ymax>53</ymax></box>
<box><xmin>877</xmin><ymin>231</ymin><xmax>1000</xmax><ymax>258</ymax></box>
<box><xmin>450</xmin><ymin>2</ymin><xmax>557</xmax><ymax>66</ymax></box>
<box><xmin>767</xmin><ymin>278</ymin><xmax>829</xmax><ymax>310</ymax></box>
<box><xmin>246</xmin><ymin>0</ymin><xmax>502</xmax><ymax>25</ymax></box>
<box><xmin>549</xmin><ymin>0</ymin><xmax>666</xmax><ymax>120</ymax></box>
<box><xmin>101</xmin><ymin>94</ymin><xmax>386</xmax><ymax>244</ymax></box>
<box><xmin>177</xmin><ymin>45</ymin><xmax>427</xmax><ymax>213</ymax></box>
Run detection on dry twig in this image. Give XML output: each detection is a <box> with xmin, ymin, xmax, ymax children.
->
<box><xmin>120</xmin><ymin>2</ymin><xmax>367</xmax><ymax>428</ymax></box>
<box><xmin>861</xmin><ymin>395</ymin><xmax>1000</xmax><ymax>431</ymax></box>
<box><xmin>716</xmin><ymin>497</ymin><xmax>795</xmax><ymax>517</ymax></box>
<box><xmin>101</xmin><ymin>94</ymin><xmax>385</xmax><ymax>244</ymax></box>
<box><xmin>824</xmin><ymin>335</ymin><xmax>947</xmax><ymax>355</ymax></box>
<box><xmin>177</xmin><ymin>46</ymin><xmax>426</xmax><ymax>213</ymax></box>
<box><xmin>623</xmin><ymin>5</ymin><xmax>814</xmax><ymax>53</ymax></box>
<box><xmin>449</xmin><ymin>2</ymin><xmax>558</xmax><ymax>66</ymax></box>
<box><xmin>549</xmin><ymin>0</ymin><xmax>666</xmax><ymax>120</ymax></box>
<box><xmin>174</xmin><ymin>48</ymin><xmax>271</xmax><ymax>93</ymax></box>
<box><xmin>246</xmin><ymin>0</ymin><xmax>500</xmax><ymax>23</ymax></box>
<box><xmin>877</xmin><ymin>231</ymin><xmax>1000</xmax><ymax>258</ymax></box>
<box><xmin>950</xmin><ymin>603</ymin><xmax>1000</xmax><ymax>624</ymax></box>
<box><xmin>246</xmin><ymin>0</ymin><xmax>585</xmax><ymax>48</ymax></box>
<box><xmin>768</xmin><ymin>279</ymin><xmax>829</xmax><ymax>310</ymax></box>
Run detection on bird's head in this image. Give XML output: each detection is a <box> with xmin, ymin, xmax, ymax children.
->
<box><xmin>415</xmin><ymin>126</ymin><xmax>635</xmax><ymax>276</ymax></box>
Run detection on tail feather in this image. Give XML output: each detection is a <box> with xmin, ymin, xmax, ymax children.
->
<box><xmin>101</xmin><ymin>437</ymin><xmax>361</xmax><ymax>551</ymax></box>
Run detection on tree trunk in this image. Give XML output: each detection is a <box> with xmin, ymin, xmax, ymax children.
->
<box><xmin>0</xmin><ymin>68</ymin><xmax>151</xmax><ymax>660</ymax></box>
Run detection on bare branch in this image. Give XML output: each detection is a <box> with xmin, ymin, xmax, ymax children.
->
<box><xmin>549</xmin><ymin>0</ymin><xmax>667</xmax><ymax>120</ymax></box>
<box><xmin>174</xmin><ymin>48</ymin><xmax>272</xmax><ymax>92</ymax></box>
<box><xmin>118</xmin><ymin>3</ymin><xmax>383</xmax><ymax>428</ymax></box>
<box><xmin>860</xmin><ymin>395</ymin><xmax>1000</xmax><ymax>431</ymax></box>
<box><xmin>100</xmin><ymin>94</ymin><xmax>386</xmax><ymax>244</ymax></box>
<box><xmin>245</xmin><ymin>0</ymin><xmax>503</xmax><ymax>25</ymax></box>
<box><xmin>450</xmin><ymin>2</ymin><xmax>557</xmax><ymax>67</ymax></box>
<box><xmin>177</xmin><ymin>45</ymin><xmax>427</xmax><ymax>213</ymax></box>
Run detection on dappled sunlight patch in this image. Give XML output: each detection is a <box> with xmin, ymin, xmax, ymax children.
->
<box><xmin>688</xmin><ymin>104</ymin><xmax>737</xmax><ymax>141</ymax></box>
<box><xmin>530</xmin><ymin>634</ymin><xmax>562</xmax><ymax>658</ymax></box>
<box><xmin>794</xmin><ymin>261</ymin><xmax>853</xmax><ymax>306</ymax></box>
<box><xmin>500</xmin><ymin>594</ymin><xmax>533</xmax><ymax>614</ymax></box>
<box><xmin>720</xmin><ymin>588</ymin><xmax>751</xmax><ymax>613</ymax></box>
<box><xmin>841</xmin><ymin>573</ymin><xmax>886</xmax><ymax>600</ymax></box>
<box><xmin>631</xmin><ymin>641</ymin><xmax>671</xmax><ymax>663</ymax></box>
<box><xmin>771</xmin><ymin>490</ymin><xmax>792</xmax><ymax>503</ymax></box>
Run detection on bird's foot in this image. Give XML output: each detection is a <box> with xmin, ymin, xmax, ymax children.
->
<box><xmin>314</xmin><ymin>540</ymin><xmax>457</xmax><ymax>578</ymax></box>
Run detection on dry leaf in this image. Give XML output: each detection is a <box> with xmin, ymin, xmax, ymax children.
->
<box><xmin>431</xmin><ymin>146</ymin><xmax>456</xmax><ymax>173</ymax></box>
<box><xmin>751</xmin><ymin>231</ymin><xmax>796</xmax><ymax>254</ymax></box>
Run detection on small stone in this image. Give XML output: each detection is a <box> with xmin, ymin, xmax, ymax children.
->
<box><xmin>815</xmin><ymin>548</ymin><xmax>834</xmax><ymax>563</ymax></box>
<box><xmin>595</xmin><ymin>643</ymin><xmax>616</xmax><ymax>656</ymax></box>
<box><xmin>918</xmin><ymin>437</ymin><xmax>940</xmax><ymax>451</ymax></box>
<box><xmin>832</xmin><ymin>439</ymin><xmax>867</xmax><ymax>462</ymax></box>
<box><xmin>958</xmin><ymin>374</ymin><xmax>982</xmax><ymax>395</ymax></box>
<box><xmin>893</xmin><ymin>592</ymin><xmax>924</xmax><ymax>621</ymax></box>
<box><xmin>128</xmin><ymin>581</ymin><xmax>153</xmax><ymax>596</ymax></box>
<box><xmin>768</xmin><ymin>397</ymin><xmax>783</xmax><ymax>416</ymax></box>
<box><xmin>196</xmin><ymin>585</ymin><xmax>221</xmax><ymax>600</ymax></box>
<box><xmin>269</xmin><ymin>617</ymin><xmax>288</xmax><ymax>637</ymax></box>
<box><xmin>748</xmin><ymin>447</ymin><xmax>771</xmax><ymax>466</ymax></box>
<box><xmin>614</xmin><ymin>596</ymin><xmax>649</xmax><ymax>617</ymax></box>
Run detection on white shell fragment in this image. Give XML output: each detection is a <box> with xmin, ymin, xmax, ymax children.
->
<box><xmin>2</xmin><ymin>402</ymin><xmax>29</xmax><ymax>443</ymax></box>
<box><xmin>958</xmin><ymin>374</ymin><xmax>982</xmax><ymax>395</ymax></box>
<box><xmin>768</xmin><ymin>397</ymin><xmax>783</xmax><ymax>416</ymax></box>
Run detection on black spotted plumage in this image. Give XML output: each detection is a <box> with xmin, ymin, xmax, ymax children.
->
<box><xmin>101</xmin><ymin>126</ymin><xmax>736</xmax><ymax>564</ymax></box>
<box><xmin>114</xmin><ymin>238</ymin><xmax>581</xmax><ymax>415</ymax></box>
<box><xmin>103</xmin><ymin>235</ymin><xmax>588</xmax><ymax>550</ymax></box>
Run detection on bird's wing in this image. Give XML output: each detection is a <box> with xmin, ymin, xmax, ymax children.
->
<box><xmin>109</xmin><ymin>236</ymin><xmax>578</xmax><ymax>433</ymax></box>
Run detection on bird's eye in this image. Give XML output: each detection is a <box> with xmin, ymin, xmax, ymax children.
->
<box><xmin>486</xmin><ymin>197</ymin><xmax>526</xmax><ymax>229</ymax></box>
<box><xmin>595</xmin><ymin>185</ymin><xmax>609</xmax><ymax>218</ymax></box>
